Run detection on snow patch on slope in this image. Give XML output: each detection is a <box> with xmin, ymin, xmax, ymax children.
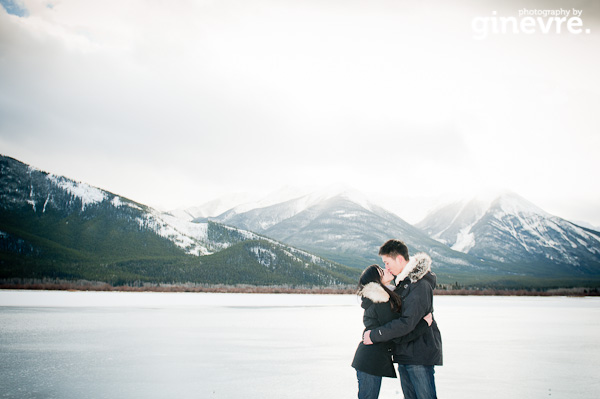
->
<box><xmin>451</xmin><ymin>226</ymin><xmax>476</xmax><ymax>253</ymax></box>
<box><xmin>48</xmin><ymin>175</ymin><xmax>107</xmax><ymax>210</ymax></box>
<box><xmin>137</xmin><ymin>210</ymin><xmax>211</xmax><ymax>256</ymax></box>
<box><xmin>111</xmin><ymin>196</ymin><xmax>143</xmax><ymax>211</ymax></box>
<box><xmin>250</xmin><ymin>246</ymin><xmax>277</xmax><ymax>268</ymax></box>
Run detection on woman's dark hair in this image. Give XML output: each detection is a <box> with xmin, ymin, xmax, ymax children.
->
<box><xmin>357</xmin><ymin>264</ymin><xmax>402</xmax><ymax>312</ymax></box>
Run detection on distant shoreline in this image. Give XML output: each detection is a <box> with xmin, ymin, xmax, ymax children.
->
<box><xmin>1</xmin><ymin>282</ymin><xmax>598</xmax><ymax>296</ymax></box>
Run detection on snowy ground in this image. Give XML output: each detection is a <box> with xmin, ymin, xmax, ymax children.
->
<box><xmin>1</xmin><ymin>291</ymin><xmax>599</xmax><ymax>398</ymax></box>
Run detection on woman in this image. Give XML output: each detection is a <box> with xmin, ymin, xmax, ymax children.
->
<box><xmin>351</xmin><ymin>264</ymin><xmax>432</xmax><ymax>399</ymax></box>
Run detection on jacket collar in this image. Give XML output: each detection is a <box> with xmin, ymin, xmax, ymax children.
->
<box><xmin>358</xmin><ymin>282</ymin><xmax>390</xmax><ymax>303</ymax></box>
<box><xmin>394</xmin><ymin>252</ymin><xmax>432</xmax><ymax>286</ymax></box>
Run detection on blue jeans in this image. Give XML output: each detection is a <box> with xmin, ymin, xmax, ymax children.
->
<box><xmin>356</xmin><ymin>369</ymin><xmax>382</xmax><ymax>399</ymax></box>
<box><xmin>397</xmin><ymin>365</ymin><xmax>437</xmax><ymax>399</ymax></box>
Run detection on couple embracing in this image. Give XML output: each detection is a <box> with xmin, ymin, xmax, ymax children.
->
<box><xmin>352</xmin><ymin>239</ymin><xmax>443</xmax><ymax>399</ymax></box>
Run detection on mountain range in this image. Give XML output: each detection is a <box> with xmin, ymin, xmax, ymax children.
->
<box><xmin>0</xmin><ymin>155</ymin><xmax>359</xmax><ymax>287</ymax></box>
<box><xmin>416</xmin><ymin>192</ymin><xmax>600</xmax><ymax>276</ymax></box>
<box><xmin>2</xmin><ymin>154</ymin><xmax>599</xmax><ymax>288</ymax></box>
<box><xmin>202</xmin><ymin>190</ymin><xmax>600</xmax><ymax>286</ymax></box>
<box><xmin>207</xmin><ymin>189</ymin><xmax>507</xmax><ymax>281</ymax></box>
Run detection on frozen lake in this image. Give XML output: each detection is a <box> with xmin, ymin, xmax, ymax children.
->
<box><xmin>1</xmin><ymin>290</ymin><xmax>599</xmax><ymax>398</ymax></box>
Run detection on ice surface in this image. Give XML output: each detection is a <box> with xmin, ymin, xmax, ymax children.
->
<box><xmin>1</xmin><ymin>291</ymin><xmax>599</xmax><ymax>399</ymax></box>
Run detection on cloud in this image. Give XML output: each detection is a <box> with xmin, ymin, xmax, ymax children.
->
<box><xmin>0</xmin><ymin>0</ymin><xmax>599</xmax><ymax>224</ymax></box>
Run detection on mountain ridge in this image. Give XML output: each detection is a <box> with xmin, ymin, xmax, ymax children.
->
<box><xmin>417</xmin><ymin>191</ymin><xmax>600</xmax><ymax>275</ymax></box>
<box><xmin>208</xmin><ymin>189</ymin><xmax>514</xmax><ymax>283</ymax></box>
<box><xmin>203</xmin><ymin>188</ymin><xmax>600</xmax><ymax>285</ymax></box>
<box><xmin>5</xmin><ymin>153</ymin><xmax>600</xmax><ymax>288</ymax></box>
<box><xmin>0</xmin><ymin>155</ymin><xmax>359</xmax><ymax>287</ymax></box>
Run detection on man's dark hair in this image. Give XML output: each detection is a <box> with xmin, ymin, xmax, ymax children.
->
<box><xmin>378</xmin><ymin>239</ymin><xmax>409</xmax><ymax>261</ymax></box>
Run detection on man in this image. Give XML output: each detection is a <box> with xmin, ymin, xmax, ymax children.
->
<box><xmin>362</xmin><ymin>239</ymin><xmax>442</xmax><ymax>399</ymax></box>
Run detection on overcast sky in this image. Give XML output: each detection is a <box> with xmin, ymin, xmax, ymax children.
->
<box><xmin>1</xmin><ymin>0</ymin><xmax>599</xmax><ymax>225</ymax></box>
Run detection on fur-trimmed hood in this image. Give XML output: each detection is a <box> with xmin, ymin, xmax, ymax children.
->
<box><xmin>394</xmin><ymin>252</ymin><xmax>432</xmax><ymax>285</ymax></box>
<box><xmin>358</xmin><ymin>282</ymin><xmax>389</xmax><ymax>303</ymax></box>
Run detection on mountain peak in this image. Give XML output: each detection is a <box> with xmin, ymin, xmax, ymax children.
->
<box><xmin>306</xmin><ymin>185</ymin><xmax>375</xmax><ymax>212</ymax></box>
<box><xmin>417</xmin><ymin>189</ymin><xmax>600</xmax><ymax>271</ymax></box>
<box><xmin>491</xmin><ymin>191</ymin><xmax>550</xmax><ymax>217</ymax></box>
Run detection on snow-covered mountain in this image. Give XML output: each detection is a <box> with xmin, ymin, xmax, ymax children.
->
<box><xmin>416</xmin><ymin>192</ymin><xmax>600</xmax><ymax>274</ymax></box>
<box><xmin>173</xmin><ymin>187</ymin><xmax>312</xmax><ymax>222</ymax></box>
<box><xmin>209</xmin><ymin>188</ymin><xmax>502</xmax><ymax>277</ymax></box>
<box><xmin>213</xmin><ymin>187</ymin><xmax>374</xmax><ymax>231</ymax></box>
<box><xmin>170</xmin><ymin>193</ymin><xmax>262</xmax><ymax>221</ymax></box>
<box><xmin>0</xmin><ymin>155</ymin><xmax>359</xmax><ymax>286</ymax></box>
